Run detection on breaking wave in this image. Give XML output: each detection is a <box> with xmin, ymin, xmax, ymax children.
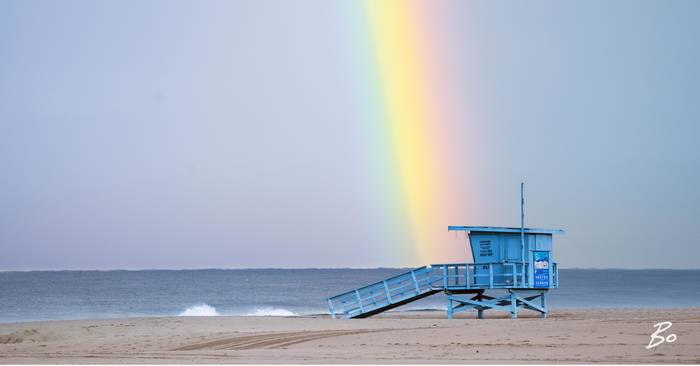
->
<box><xmin>179</xmin><ymin>304</ymin><xmax>220</xmax><ymax>316</ymax></box>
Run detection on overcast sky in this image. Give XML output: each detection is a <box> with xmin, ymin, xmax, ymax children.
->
<box><xmin>1</xmin><ymin>0</ymin><xmax>698</xmax><ymax>270</ymax></box>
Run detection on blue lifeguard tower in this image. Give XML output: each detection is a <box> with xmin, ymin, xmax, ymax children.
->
<box><xmin>327</xmin><ymin>183</ymin><xmax>564</xmax><ymax>319</ymax></box>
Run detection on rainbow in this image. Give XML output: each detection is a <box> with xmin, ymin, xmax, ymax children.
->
<box><xmin>357</xmin><ymin>0</ymin><xmax>472</xmax><ymax>265</ymax></box>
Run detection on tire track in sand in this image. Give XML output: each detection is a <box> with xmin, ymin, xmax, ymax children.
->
<box><xmin>173</xmin><ymin>329</ymin><xmax>381</xmax><ymax>351</ymax></box>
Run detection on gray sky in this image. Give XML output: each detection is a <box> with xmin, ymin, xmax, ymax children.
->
<box><xmin>1</xmin><ymin>0</ymin><xmax>698</xmax><ymax>270</ymax></box>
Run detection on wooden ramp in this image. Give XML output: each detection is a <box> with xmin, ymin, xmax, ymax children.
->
<box><xmin>326</xmin><ymin>266</ymin><xmax>441</xmax><ymax>319</ymax></box>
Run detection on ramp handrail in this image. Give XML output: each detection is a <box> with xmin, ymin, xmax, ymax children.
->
<box><xmin>327</xmin><ymin>266</ymin><xmax>439</xmax><ymax>319</ymax></box>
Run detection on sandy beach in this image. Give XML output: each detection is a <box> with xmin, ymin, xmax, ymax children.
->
<box><xmin>0</xmin><ymin>308</ymin><xmax>698</xmax><ymax>364</ymax></box>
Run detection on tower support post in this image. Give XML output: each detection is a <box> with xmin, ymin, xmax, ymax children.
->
<box><xmin>541</xmin><ymin>291</ymin><xmax>547</xmax><ymax>319</ymax></box>
<box><xmin>447</xmin><ymin>296</ymin><xmax>453</xmax><ymax>319</ymax></box>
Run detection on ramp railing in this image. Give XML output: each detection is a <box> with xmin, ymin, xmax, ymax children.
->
<box><xmin>327</xmin><ymin>266</ymin><xmax>440</xmax><ymax>319</ymax></box>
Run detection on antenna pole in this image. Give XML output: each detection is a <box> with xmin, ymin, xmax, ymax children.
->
<box><xmin>520</xmin><ymin>182</ymin><xmax>525</xmax><ymax>287</ymax></box>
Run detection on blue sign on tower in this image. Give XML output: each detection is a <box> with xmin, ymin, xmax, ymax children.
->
<box><xmin>533</xmin><ymin>251</ymin><xmax>550</xmax><ymax>288</ymax></box>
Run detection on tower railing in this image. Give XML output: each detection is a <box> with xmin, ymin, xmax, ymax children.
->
<box><xmin>431</xmin><ymin>262</ymin><xmax>558</xmax><ymax>289</ymax></box>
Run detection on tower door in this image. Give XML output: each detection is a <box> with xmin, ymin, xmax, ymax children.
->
<box><xmin>505</xmin><ymin>236</ymin><xmax>521</xmax><ymax>261</ymax></box>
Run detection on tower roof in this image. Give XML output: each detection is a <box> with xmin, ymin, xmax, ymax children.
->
<box><xmin>448</xmin><ymin>226</ymin><xmax>564</xmax><ymax>235</ymax></box>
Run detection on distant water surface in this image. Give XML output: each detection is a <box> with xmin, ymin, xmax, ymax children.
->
<box><xmin>0</xmin><ymin>269</ymin><xmax>698</xmax><ymax>323</ymax></box>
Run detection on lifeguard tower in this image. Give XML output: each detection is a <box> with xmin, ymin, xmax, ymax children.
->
<box><xmin>327</xmin><ymin>183</ymin><xmax>564</xmax><ymax>319</ymax></box>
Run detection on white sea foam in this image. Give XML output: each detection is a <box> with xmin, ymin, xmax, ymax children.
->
<box><xmin>179</xmin><ymin>304</ymin><xmax>220</xmax><ymax>316</ymax></box>
<box><xmin>246</xmin><ymin>307</ymin><xmax>298</xmax><ymax>317</ymax></box>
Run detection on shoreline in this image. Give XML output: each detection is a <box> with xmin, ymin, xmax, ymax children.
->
<box><xmin>2</xmin><ymin>306</ymin><xmax>699</xmax><ymax>326</ymax></box>
<box><xmin>1</xmin><ymin>308</ymin><xmax>698</xmax><ymax>363</ymax></box>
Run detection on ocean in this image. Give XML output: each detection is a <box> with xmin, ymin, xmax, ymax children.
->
<box><xmin>0</xmin><ymin>268</ymin><xmax>698</xmax><ymax>323</ymax></box>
